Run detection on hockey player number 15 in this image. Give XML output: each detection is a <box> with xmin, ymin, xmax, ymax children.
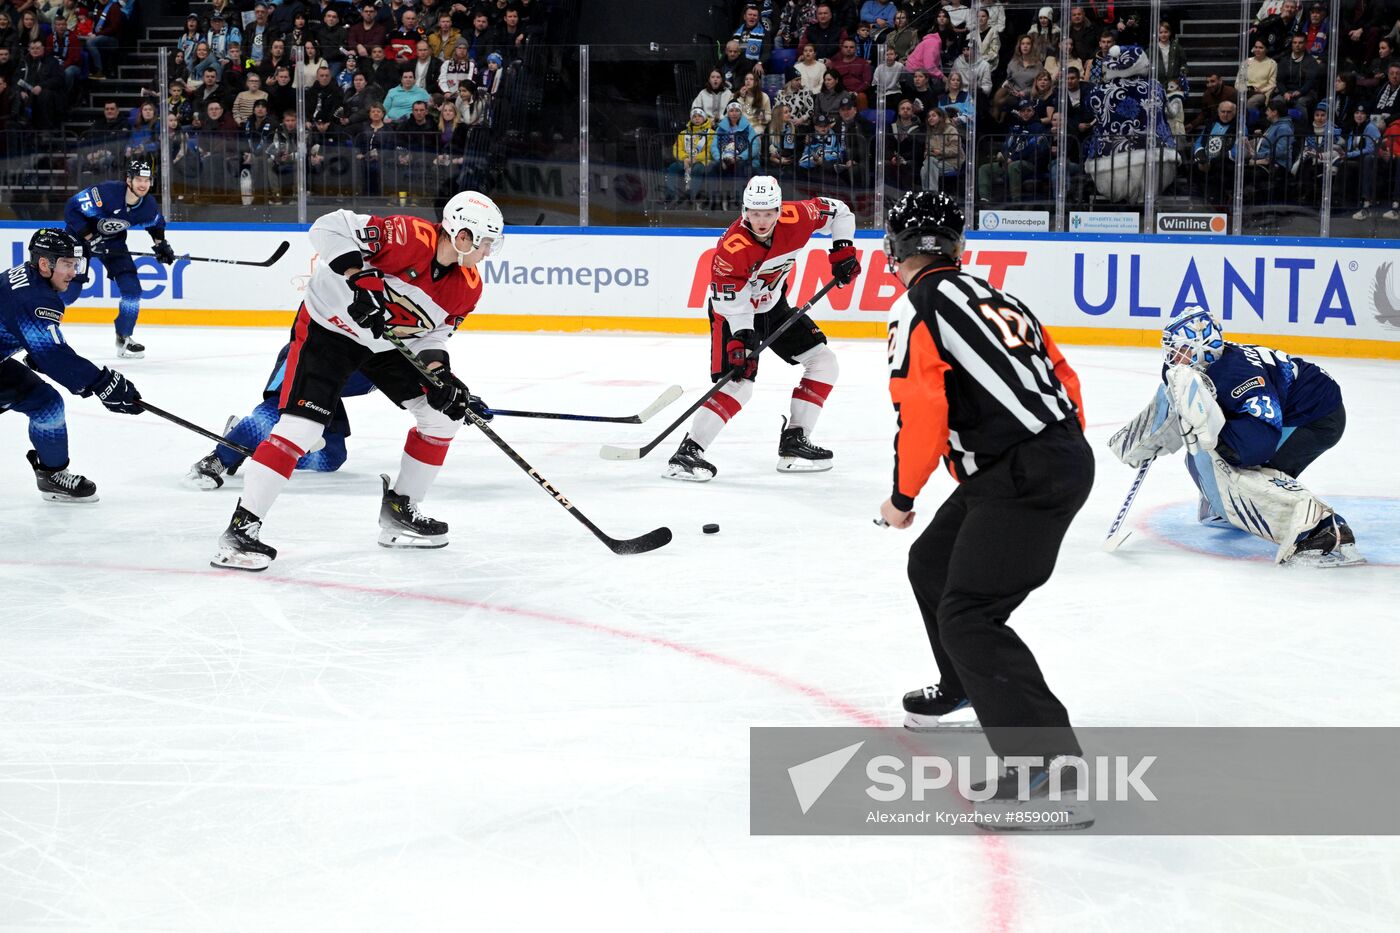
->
<box><xmin>979</xmin><ymin>303</ymin><xmax>1032</xmax><ymax>349</ymax></box>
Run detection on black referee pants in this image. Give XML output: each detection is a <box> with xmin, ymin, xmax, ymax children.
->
<box><xmin>907</xmin><ymin>419</ymin><xmax>1094</xmax><ymax>761</ymax></box>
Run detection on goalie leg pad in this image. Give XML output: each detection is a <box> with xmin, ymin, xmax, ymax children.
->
<box><xmin>1186</xmin><ymin>450</ymin><xmax>1332</xmax><ymax>557</ymax></box>
<box><xmin>1108</xmin><ymin>384</ymin><xmax>1183</xmax><ymax>467</ymax></box>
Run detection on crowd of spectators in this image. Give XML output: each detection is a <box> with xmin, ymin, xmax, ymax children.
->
<box><xmin>0</xmin><ymin>0</ymin><xmax>135</xmax><ymax>139</ymax></box>
<box><xmin>1202</xmin><ymin>0</ymin><xmax>1400</xmax><ymax>220</ymax></box>
<box><xmin>72</xmin><ymin>0</ymin><xmax>546</xmax><ymax>202</ymax></box>
<box><xmin>662</xmin><ymin>0</ymin><xmax>1400</xmax><ymax>220</ymax></box>
<box><xmin>664</xmin><ymin>0</ymin><xmax>1199</xmax><ymax>206</ymax></box>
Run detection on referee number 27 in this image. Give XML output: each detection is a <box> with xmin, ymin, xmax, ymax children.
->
<box><xmin>980</xmin><ymin>303</ymin><xmax>1033</xmax><ymax>349</ymax></box>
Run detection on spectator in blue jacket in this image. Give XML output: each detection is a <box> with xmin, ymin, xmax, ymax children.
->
<box><xmin>976</xmin><ymin>98</ymin><xmax>1049</xmax><ymax>202</ymax></box>
<box><xmin>799</xmin><ymin>111</ymin><xmax>855</xmax><ymax>183</ymax></box>
<box><xmin>1344</xmin><ymin>102</ymin><xmax>1384</xmax><ymax>218</ymax></box>
<box><xmin>859</xmin><ymin>1</ymin><xmax>897</xmax><ymax>31</ymax></box>
<box><xmin>709</xmin><ymin>99</ymin><xmax>759</xmax><ymax>200</ymax></box>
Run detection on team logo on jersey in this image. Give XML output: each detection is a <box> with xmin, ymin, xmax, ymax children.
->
<box><xmin>97</xmin><ymin>218</ymin><xmax>130</xmax><ymax>236</ymax></box>
<box><xmin>390</xmin><ymin>217</ymin><xmax>408</xmax><ymax>244</ymax></box>
<box><xmin>1230</xmin><ymin>376</ymin><xmax>1266</xmax><ymax>399</ymax></box>
<box><xmin>753</xmin><ymin>259</ymin><xmax>794</xmax><ymax>292</ymax></box>
<box><xmin>385</xmin><ymin>286</ymin><xmax>434</xmax><ymax>335</ymax></box>
<box><xmin>713</xmin><ymin>254</ymin><xmax>735</xmax><ymax>275</ymax></box>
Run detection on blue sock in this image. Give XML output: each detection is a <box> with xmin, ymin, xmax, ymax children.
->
<box><xmin>216</xmin><ymin>399</ymin><xmax>281</xmax><ymax>469</ymax></box>
<box><xmin>15</xmin><ymin>382</ymin><xmax>69</xmax><ymax>468</ymax></box>
<box><xmin>115</xmin><ymin>294</ymin><xmax>140</xmax><ymax>339</ymax></box>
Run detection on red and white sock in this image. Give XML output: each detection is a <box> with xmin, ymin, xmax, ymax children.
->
<box><xmin>394</xmin><ymin>428</ymin><xmax>452</xmax><ymax>502</ymax></box>
<box><xmin>689</xmin><ymin>379</ymin><xmax>754</xmax><ymax>449</ymax></box>
<box><xmin>789</xmin><ymin>346</ymin><xmax>838</xmax><ymax>433</ymax></box>
<box><xmin>241</xmin><ymin>433</ymin><xmax>306</xmax><ymax>518</ymax></box>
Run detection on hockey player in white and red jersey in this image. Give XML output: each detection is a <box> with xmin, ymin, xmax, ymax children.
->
<box><xmin>664</xmin><ymin>175</ymin><xmax>859</xmax><ymax>481</ymax></box>
<box><xmin>211</xmin><ymin>192</ymin><xmax>505</xmax><ymax>571</ymax></box>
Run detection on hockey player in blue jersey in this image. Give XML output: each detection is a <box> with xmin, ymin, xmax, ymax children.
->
<box><xmin>0</xmin><ymin>229</ymin><xmax>145</xmax><ymax>502</ymax></box>
<box><xmin>184</xmin><ymin>340</ymin><xmax>493</xmax><ymax>489</ymax></box>
<box><xmin>63</xmin><ymin>157</ymin><xmax>178</xmax><ymax>359</ymax></box>
<box><xmin>184</xmin><ymin>342</ymin><xmax>378</xmax><ymax>489</ymax></box>
<box><xmin>1110</xmin><ymin>307</ymin><xmax>1363</xmax><ymax>567</ymax></box>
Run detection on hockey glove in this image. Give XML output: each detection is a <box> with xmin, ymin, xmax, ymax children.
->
<box><xmin>84</xmin><ymin>367</ymin><xmax>143</xmax><ymax>415</ymax></box>
<box><xmin>151</xmin><ymin>239</ymin><xmax>177</xmax><ymax>265</ymax></box>
<box><xmin>726</xmin><ymin>328</ymin><xmax>760</xmax><ymax>380</ymax></box>
<box><xmin>346</xmin><ymin>269</ymin><xmax>392</xmax><ymax>338</ymax></box>
<box><xmin>827</xmin><ymin>239</ymin><xmax>860</xmax><ymax>287</ymax></box>
<box><xmin>424</xmin><ymin>370</ymin><xmax>471</xmax><ymax>421</ymax></box>
<box><xmin>1166</xmin><ymin>365</ymin><xmax>1223</xmax><ymax>453</ymax></box>
<box><xmin>467</xmin><ymin>393</ymin><xmax>493</xmax><ymax>422</ymax></box>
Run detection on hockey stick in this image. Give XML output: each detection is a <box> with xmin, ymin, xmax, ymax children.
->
<box><xmin>140</xmin><ymin>402</ymin><xmax>256</xmax><ymax>458</ymax></box>
<box><xmin>128</xmin><ymin>241</ymin><xmax>290</xmax><ymax>268</ymax></box>
<box><xmin>599</xmin><ymin>278</ymin><xmax>843</xmax><ymax>461</ymax></box>
<box><xmin>485</xmin><ymin>385</ymin><xmax>683</xmax><ymax>423</ymax></box>
<box><xmin>380</xmin><ymin>331</ymin><xmax>672</xmax><ymax>555</ymax></box>
<box><xmin>1102</xmin><ymin>456</ymin><xmax>1156</xmax><ymax>552</ymax></box>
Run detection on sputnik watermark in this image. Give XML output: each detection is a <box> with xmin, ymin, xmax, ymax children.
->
<box><xmin>787</xmin><ymin>748</ymin><xmax>1155</xmax><ymax>813</ymax></box>
<box><xmin>866</xmin><ymin>755</ymin><xmax>1158</xmax><ymax>803</ymax></box>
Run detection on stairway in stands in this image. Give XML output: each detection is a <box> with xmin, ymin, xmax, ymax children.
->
<box><xmin>1178</xmin><ymin>15</ymin><xmax>1244</xmax><ymax>119</ymax></box>
<box><xmin>62</xmin><ymin>16</ymin><xmax>188</xmax><ymax>141</ymax></box>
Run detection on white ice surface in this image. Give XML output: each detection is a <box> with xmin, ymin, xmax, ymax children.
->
<box><xmin>1</xmin><ymin>325</ymin><xmax>1397</xmax><ymax>932</ymax></box>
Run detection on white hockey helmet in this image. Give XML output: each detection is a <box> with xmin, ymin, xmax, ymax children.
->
<box><xmin>742</xmin><ymin>175</ymin><xmax>782</xmax><ymax>212</ymax></box>
<box><xmin>442</xmin><ymin>190</ymin><xmax>504</xmax><ymax>257</ymax></box>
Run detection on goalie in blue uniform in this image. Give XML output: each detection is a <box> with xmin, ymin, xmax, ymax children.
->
<box><xmin>1109</xmin><ymin>307</ymin><xmax>1363</xmax><ymax>567</ymax></box>
<box><xmin>63</xmin><ymin>157</ymin><xmax>177</xmax><ymax>359</ymax></box>
<box><xmin>0</xmin><ymin>229</ymin><xmax>144</xmax><ymax>503</ymax></box>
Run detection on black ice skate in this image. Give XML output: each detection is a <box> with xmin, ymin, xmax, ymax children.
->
<box><xmin>776</xmin><ymin>416</ymin><xmax>833</xmax><ymax>473</ymax></box>
<box><xmin>663</xmin><ymin>435</ymin><xmax>717</xmax><ymax>482</ymax></box>
<box><xmin>1283</xmin><ymin>514</ymin><xmax>1365</xmax><ymax>568</ymax></box>
<box><xmin>211</xmin><ymin>502</ymin><xmax>277</xmax><ymax>571</ymax></box>
<box><xmin>26</xmin><ymin>450</ymin><xmax>99</xmax><ymax>503</ymax></box>
<box><xmin>187</xmin><ymin>453</ymin><xmax>227</xmax><ymax>490</ymax></box>
<box><xmin>378</xmin><ymin>474</ymin><xmax>448</xmax><ymax>548</ymax></box>
<box><xmin>969</xmin><ymin>757</ymin><xmax>1096</xmax><ymax>832</ymax></box>
<box><xmin>902</xmin><ymin>685</ymin><xmax>980</xmax><ymax>732</ymax></box>
<box><xmin>115</xmin><ymin>335</ymin><xmax>145</xmax><ymax>359</ymax></box>
<box><xmin>186</xmin><ymin>417</ymin><xmax>240</xmax><ymax>489</ymax></box>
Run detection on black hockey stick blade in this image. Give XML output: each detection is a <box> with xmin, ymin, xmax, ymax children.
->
<box><xmin>486</xmin><ymin>385</ymin><xmax>684</xmax><ymax>424</ymax></box>
<box><xmin>600</xmin><ymin>279</ymin><xmax>842</xmax><ymax>461</ymax></box>
<box><xmin>603</xmin><ymin>525</ymin><xmax>673</xmax><ymax>555</ymax></box>
<box><xmin>130</xmin><ymin>240</ymin><xmax>289</xmax><ymax>268</ymax></box>
<box><xmin>141</xmin><ymin>401</ymin><xmax>256</xmax><ymax>457</ymax></box>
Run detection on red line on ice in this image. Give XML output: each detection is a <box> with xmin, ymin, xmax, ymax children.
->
<box><xmin>0</xmin><ymin>558</ymin><xmax>1018</xmax><ymax>932</ymax></box>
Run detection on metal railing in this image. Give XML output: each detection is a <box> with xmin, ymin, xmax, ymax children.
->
<box><xmin>2</xmin><ymin>3</ymin><xmax>1391</xmax><ymax>239</ymax></box>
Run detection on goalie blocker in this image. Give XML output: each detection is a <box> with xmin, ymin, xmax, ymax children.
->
<box><xmin>1108</xmin><ymin>308</ymin><xmax>1363</xmax><ymax>568</ymax></box>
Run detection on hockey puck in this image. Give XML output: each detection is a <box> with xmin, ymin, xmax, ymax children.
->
<box><xmin>702</xmin><ymin>523</ymin><xmax>720</xmax><ymax>535</ymax></box>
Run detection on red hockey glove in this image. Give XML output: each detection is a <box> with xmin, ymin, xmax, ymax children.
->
<box><xmin>828</xmin><ymin>239</ymin><xmax>860</xmax><ymax>287</ymax></box>
<box><xmin>726</xmin><ymin>328</ymin><xmax>759</xmax><ymax>380</ymax></box>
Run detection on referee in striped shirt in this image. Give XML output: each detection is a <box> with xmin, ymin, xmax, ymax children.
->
<box><xmin>878</xmin><ymin>191</ymin><xmax>1093</xmax><ymax>774</ymax></box>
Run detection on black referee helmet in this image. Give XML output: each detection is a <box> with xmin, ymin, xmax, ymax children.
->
<box><xmin>884</xmin><ymin>191</ymin><xmax>966</xmax><ymax>270</ymax></box>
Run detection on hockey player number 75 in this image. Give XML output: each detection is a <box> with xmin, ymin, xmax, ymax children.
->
<box><xmin>979</xmin><ymin>303</ymin><xmax>1031</xmax><ymax>349</ymax></box>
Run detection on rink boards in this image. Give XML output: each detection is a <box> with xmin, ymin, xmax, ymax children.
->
<box><xmin>5</xmin><ymin>221</ymin><xmax>1400</xmax><ymax>359</ymax></box>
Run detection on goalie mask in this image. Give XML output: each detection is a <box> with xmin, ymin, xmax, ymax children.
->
<box><xmin>441</xmin><ymin>190</ymin><xmax>504</xmax><ymax>259</ymax></box>
<box><xmin>883</xmin><ymin>190</ymin><xmax>965</xmax><ymax>273</ymax></box>
<box><xmin>1162</xmin><ymin>307</ymin><xmax>1224</xmax><ymax>370</ymax></box>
